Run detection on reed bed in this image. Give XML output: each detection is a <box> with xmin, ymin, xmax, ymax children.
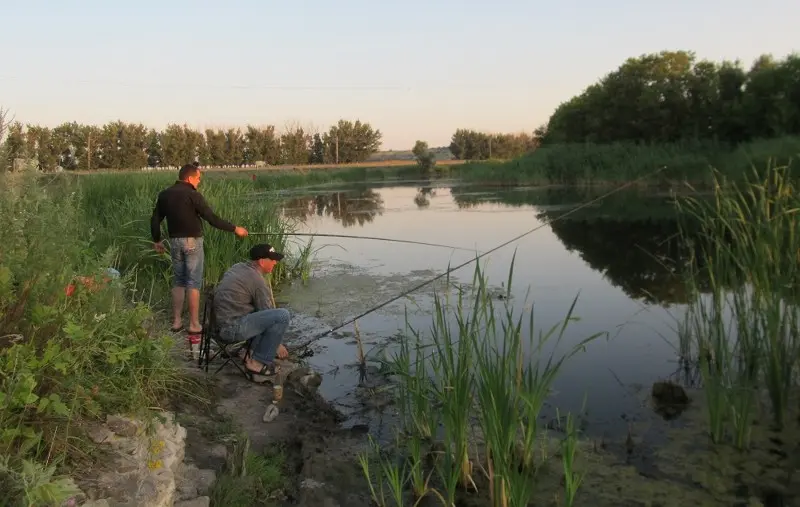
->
<box><xmin>454</xmin><ymin>136</ymin><xmax>800</xmax><ymax>186</ymax></box>
<box><xmin>70</xmin><ymin>172</ymin><xmax>316</xmax><ymax>301</ymax></box>
<box><xmin>677</xmin><ymin>162</ymin><xmax>800</xmax><ymax>448</ymax></box>
<box><xmin>360</xmin><ymin>257</ymin><xmax>606</xmax><ymax>506</ymax></box>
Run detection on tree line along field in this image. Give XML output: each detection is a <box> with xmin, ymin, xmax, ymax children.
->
<box><xmin>0</xmin><ymin>113</ymin><xmax>536</xmax><ymax>173</ymax></box>
<box><xmin>1</xmin><ymin>49</ymin><xmax>799</xmax><ymax>180</ymax></box>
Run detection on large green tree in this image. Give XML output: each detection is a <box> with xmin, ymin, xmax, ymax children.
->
<box><xmin>322</xmin><ymin>119</ymin><xmax>382</xmax><ymax>163</ymax></box>
<box><xmin>449</xmin><ymin>129</ymin><xmax>536</xmax><ymax>160</ymax></box>
<box><xmin>541</xmin><ymin>50</ymin><xmax>800</xmax><ymax>145</ymax></box>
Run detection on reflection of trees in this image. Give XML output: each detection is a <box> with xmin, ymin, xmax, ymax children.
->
<box><xmin>283</xmin><ymin>188</ymin><xmax>384</xmax><ymax>228</ymax></box>
<box><xmin>541</xmin><ymin>213</ymin><xmax>712</xmax><ymax>305</ymax></box>
<box><xmin>450</xmin><ymin>185</ymin><xmax>543</xmax><ymax>209</ymax></box>
<box><xmin>450</xmin><ymin>184</ymin><xmax>717</xmax><ymax>305</ymax></box>
<box><xmin>414</xmin><ymin>186</ymin><xmax>436</xmax><ymax>208</ymax></box>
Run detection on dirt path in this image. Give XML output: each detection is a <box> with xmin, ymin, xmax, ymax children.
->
<box><xmin>171</xmin><ymin>344</ymin><xmax>376</xmax><ymax>507</ymax></box>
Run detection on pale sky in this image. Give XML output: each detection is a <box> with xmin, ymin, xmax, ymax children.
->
<box><xmin>1</xmin><ymin>0</ymin><xmax>798</xmax><ymax>150</ymax></box>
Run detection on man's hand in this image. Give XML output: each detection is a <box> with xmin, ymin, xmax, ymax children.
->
<box><xmin>153</xmin><ymin>242</ymin><xmax>165</xmax><ymax>254</ymax></box>
<box><xmin>234</xmin><ymin>226</ymin><xmax>249</xmax><ymax>238</ymax></box>
<box><xmin>276</xmin><ymin>344</ymin><xmax>288</xmax><ymax>359</ymax></box>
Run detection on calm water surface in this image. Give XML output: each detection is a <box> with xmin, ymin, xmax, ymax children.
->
<box><xmin>276</xmin><ymin>179</ymin><xmax>696</xmax><ymax>439</ymax></box>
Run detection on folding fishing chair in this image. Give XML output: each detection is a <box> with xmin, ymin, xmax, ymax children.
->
<box><xmin>197</xmin><ymin>283</ymin><xmax>253</xmax><ymax>380</ymax></box>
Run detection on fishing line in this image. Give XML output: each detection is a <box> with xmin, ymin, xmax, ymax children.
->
<box><xmin>288</xmin><ymin>165</ymin><xmax>667</xmax><ymax>352</ymax></box>
<box><xmin>247</xmin><ymin>232</ymin><xmax>480</xmax><ymax>253</ymax></box>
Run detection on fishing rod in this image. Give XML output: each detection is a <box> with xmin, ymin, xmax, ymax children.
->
<box><xmin>287</xmin><ymin>165</ymin><xmax>668</xmax><ymax>353</ymax></box>
<box><xmin>247</xmin><ymin>232</ymin><xmax>480</xmax><ymax>252</ymax></box>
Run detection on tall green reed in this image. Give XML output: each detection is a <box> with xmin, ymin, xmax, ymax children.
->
<box><xmin>455</xmin><ymin>135</ymin><xmax>800</xmax><ymax>186</ymax></box>
<box><xmin>70</xmin><ymin>172</ymin><xmax>313</xmax><ymax>300</ymax></box>
<box><xmin>678</xmin><ymin>162</ymin><xmax>800</xmax><ymax>444</ymax></box>
<box><xmin>366</xmin><ymin>256</ymin><xmax>605</xmax><ymax>506</ymax></box>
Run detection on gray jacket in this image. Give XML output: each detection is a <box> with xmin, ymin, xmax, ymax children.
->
<box><xmin>213</xmin><ymin>262</ymin><xmax>274</xmax><ymax>329</ymax></box>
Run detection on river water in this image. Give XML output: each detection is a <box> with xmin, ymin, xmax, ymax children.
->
<box><xmin>264</xmin><ymin>177</ymin><xmax>799</xmax><ymax>506</ymax></box>
<box><xmin>274</xmin><ymin>178</ymin><xmax>698</xmax><ymax>439</ymax></box>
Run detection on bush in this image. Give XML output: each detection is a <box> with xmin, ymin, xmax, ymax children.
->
<box><xmin>0</xmin><ymin>172</ymin><xmax>184</xmax><ymax>505</ymax></box>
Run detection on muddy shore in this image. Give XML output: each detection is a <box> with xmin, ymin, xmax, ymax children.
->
<box><xmin>171</xmin><ymin>342</ymin><xmax>378</xmax><ymax>507</ymax></box>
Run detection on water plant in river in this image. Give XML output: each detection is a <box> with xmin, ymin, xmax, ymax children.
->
<box><xmin>678</xmin><ymin>163</ymin><xmax>800</xmax><ymax>446</ymax></box>
<box><xmin>365</xmin><ymin>256</ymin><xmax>605</xmax><ymax>506</ymax></box>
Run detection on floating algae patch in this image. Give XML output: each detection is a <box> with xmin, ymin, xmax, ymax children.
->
<box><xmin>280</xmin><ymin>261</ymin><xmax>463</xmax><ymax>326</ymax></box>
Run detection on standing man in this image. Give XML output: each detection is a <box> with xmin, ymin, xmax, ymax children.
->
<box><xmin>151</xmin><ymin>163</ymin><xmax>249</xmax><ymax>334</ymax></box>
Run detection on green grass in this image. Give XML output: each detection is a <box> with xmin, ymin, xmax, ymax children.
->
<box><xmin>49</xmin><ymin>171</ymin><xmax>327</xmax><ymax>303</ymax></box>
<box><xmin>361</xmin><ymin>258</ymin><xmax>605</xmax><ymax>506</ymax></box>
<box><xmin>677</xmin><ymin>162</ymin><xmax>800</xmax><ymax>447</ymax></box>
<box><xmin>449</xmin><ymin>136</ymin><xmax>800</xmax><ymax>186</ymax></box>
<box><xmin>210</xmin><ymin>447</ymin><xmax>287</xmax><ymax>507</ymax></box>
<box><xmin>0</xmin><ymin>171</ymin><xmax>194</xmax><ymax>505</ymax></box>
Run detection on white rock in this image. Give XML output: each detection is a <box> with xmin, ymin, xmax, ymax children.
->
<box><xmin>300</xmin><ymin>478</ymin><xmax>325</xmax><ymax>489</ymax></box>
<box><xmin>263</xmin><ymin>404</ymin><xmax>279</xmax><ymax>422</ymax></box>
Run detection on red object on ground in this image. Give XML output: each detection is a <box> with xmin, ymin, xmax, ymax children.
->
<box><xmin>64</xmin><ymin>274</ymin><xmax>112</xmax><ymax>297</ymax></box>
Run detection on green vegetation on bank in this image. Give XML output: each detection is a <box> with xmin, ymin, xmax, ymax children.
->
<box><xmin>0</xmin><ymin>171</ymin><xmax>188</xmax><ymax>504</ymax></box>
<box><xmin>0</xmin><ymin>165</ymin><xmax>324</xmax><ymax>503</ymax></box>
<box><xmin>451</xmin><ymin>135</ymin><xmax>800</xmax><ymax>185</ymax></box>
<box><xmin>679</xmin><ymin>165</ymin><xmax>800</xmax><ymax>444</ymax></box>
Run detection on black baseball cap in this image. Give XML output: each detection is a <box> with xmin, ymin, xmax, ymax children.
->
<box><xmin>249</xmin><ymin>243</ymin><xmax>284</xmax><ymax>262</ymax></box>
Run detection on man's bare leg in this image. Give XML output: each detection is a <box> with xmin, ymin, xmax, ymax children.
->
<box><xmin>171</xmin><ymin>287</ymin><xmax>185</xmax><ymax>330</ymax></box>
<box><xmin>187</xmin><ymin>288</ymin><xmax>201</xmax><ymax>333</ymax></box>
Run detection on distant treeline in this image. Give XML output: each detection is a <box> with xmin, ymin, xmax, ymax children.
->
<box><xmin>448</xmin><ymin>129</ymin><xmax>539</xmax><ymax>161</ymax></box>
<box><xmin>1</xmin><ymin>119</ymin><xmax>383</xmax><ymax>171</ymax></box>
<box><xmin>539</xmin><ymin>51</ymin><xmax>800</xmax><ymax>145</ymax></box>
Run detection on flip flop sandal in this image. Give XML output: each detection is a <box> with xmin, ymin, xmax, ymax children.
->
<box><xmin>170</xmin><ymin>325</ymin><xmax>184</xmax><ymax>333</ymax></box>
<box><xmin>246</xmin><ymin>362</ymin><xmax>280</xmax><ymax>377</ymax></box>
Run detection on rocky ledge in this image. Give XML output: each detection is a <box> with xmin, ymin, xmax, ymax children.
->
<box><xmin>76</xmin><ymin>412</ymin><xmax>216</xmax><ymax>507</ymax></box>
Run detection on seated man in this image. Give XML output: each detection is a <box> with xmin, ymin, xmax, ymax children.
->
<box><xmin>213</xmin><ymin>243</ymin><xmax>290</xmax><ymax>377</ymax></box>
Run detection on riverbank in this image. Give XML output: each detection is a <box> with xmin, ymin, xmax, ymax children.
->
<box><xmin>448</xmin><ymin>135</ymin><xmax>800</xmax><ymax>186</ymax></box>
<box><xmin>4</xmin><ymin>160</ymin><xmax>799</xmax><ymax>505</ymax></box>
<box><xmin>38</xmin><ymin>134</ymin><xmax>800</xmax><ymax>193</ymax></box>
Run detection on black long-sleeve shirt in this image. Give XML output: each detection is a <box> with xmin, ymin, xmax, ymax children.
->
<box><xmin>150</xmin><ymin>181</ymin><xmax>235</xmax><ymax>242</ymax></box>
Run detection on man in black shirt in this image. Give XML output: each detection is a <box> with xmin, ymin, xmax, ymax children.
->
<box><xmin>151</xmin><ymin>163</ymin><xmax>248</xmax><ymax>334</ymax></box>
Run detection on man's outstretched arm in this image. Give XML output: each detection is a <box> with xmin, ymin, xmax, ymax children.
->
<box><xmin>193</xmin><ymin>193</ymin><xmax>248</xmax><ymax>236</ymax></box>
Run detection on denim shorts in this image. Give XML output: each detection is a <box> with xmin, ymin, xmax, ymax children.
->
<box><xmin>169</xmin><ymin>237</ymin><xmax>204</xmax><ymax>289</ymax></box>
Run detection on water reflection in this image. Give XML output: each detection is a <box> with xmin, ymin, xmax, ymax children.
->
<box><xmin>414</xmin><ymin>186</ymin><xmax>436</xmax><ymax>208</ymax></box>
<box><xmin>282</xmin><ymin>182</ymin><xmax>715</xmax><ymax>306</ymax></box>
<box><xmin>448</xmin><ymin>185</ymin><xmax>715</xmax><ymax>305</ymax></box>
<box><xmin>282</xmin><ymin>187</ymin><xmax>385</xmax><ymax>227</ymax></box>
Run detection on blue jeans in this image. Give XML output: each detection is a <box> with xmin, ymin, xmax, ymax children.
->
<box><xmin>169</xmin><ymin>237</ymin><xmax>204</xmax><ymax>289</ymax></box>
<box><xmin>219</xmin><ymin>308</ymin><xmax>290</xmax><ymax>365</ymax></box>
